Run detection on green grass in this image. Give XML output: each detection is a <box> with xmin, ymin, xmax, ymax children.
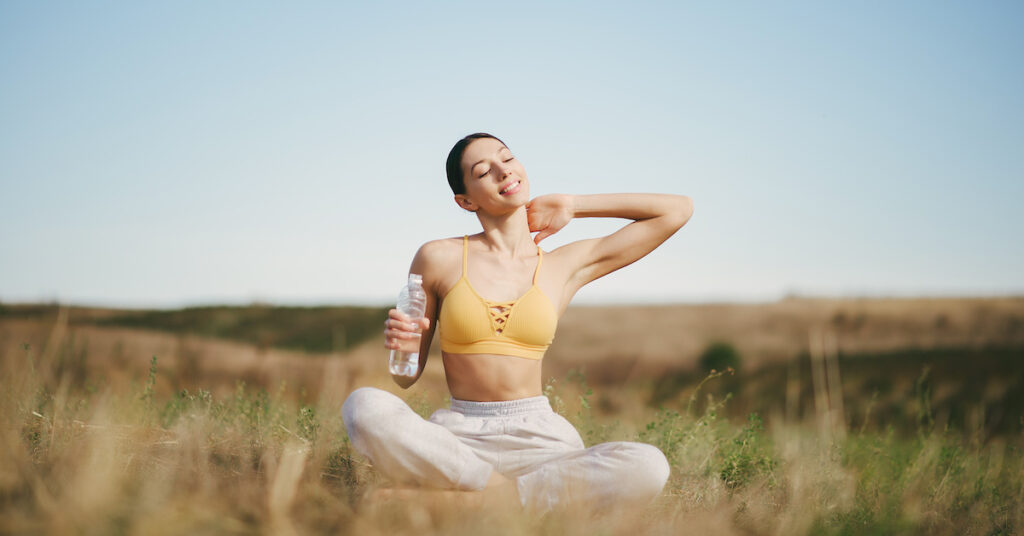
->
<box><xmin>2</xmin><ymin>315</ymin><xmax>1022</xmax><ymax>534</ymax></box>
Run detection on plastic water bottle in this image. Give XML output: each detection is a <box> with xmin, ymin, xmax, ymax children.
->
<box><xmin>388</xmin><ymin>273</ymin><xmax>427</xmax><ymax>377</ymax></box>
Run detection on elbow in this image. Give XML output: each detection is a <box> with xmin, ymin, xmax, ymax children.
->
<box><xmin>391</xmin><ymin>374</ymin><xmax>418</xmax><ymax>389</ymax></box>
<box><xmin>668</xmin><ymin>195</ymin><xmax>693</xmax><ymax>230</ymax></box>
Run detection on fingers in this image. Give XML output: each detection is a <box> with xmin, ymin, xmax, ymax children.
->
<box><xmin>384</xmin><ymin>324</ymin><xmax>421</xmax><ymax>338</ymax></box>
<box><xmin>384</xmin><ymin>318</ymin><xmax>421</xmax><ymax>336</ymax></box>
<box><xmin>388</xmin><ymin>309</ymin><xmax>411</xmax><ymax>322</ymax></box>
<box><xmin>384</xmin><ymin>314</ymin><xmax>428</xmax><ymax>332</ymax></box>
<box><xmin>382</xmin><ymin>330</ymin><xmax>417</xmax><ymax>350</ymax></box>
<box><xmin>384</xmin><ymin>326</ymin><xmax>421</xmax><ymax>349</ymax></box>
<box><xmin>527</xmin><ymin>213</ymin><xmax>542</xmax><ymax>231</ymax></box>
<box><xmin>383</xmin><ymin>310</ymin><xmax>428</xmax><ymax>349</ymax></box>
<box><xmin>527</xmin><ymin>215</ymin><xmax>548</xmax><ymax>234</ymax></box>
<box><xmin>534</xmin><ymin>229</ymin><xmax>553</xmax><ymax>244</ymax></box>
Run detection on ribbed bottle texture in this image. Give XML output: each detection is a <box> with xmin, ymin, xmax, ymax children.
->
<box><xmin>388</xmin><ymin>274</ymin><xmax>426</xmax><ymax>377</ymax></box>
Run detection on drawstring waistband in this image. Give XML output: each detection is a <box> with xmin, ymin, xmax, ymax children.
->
<box><xmin>450</xmin><ymin>395</ymin><xmax>552</xmax><ymax>416</ymax></box>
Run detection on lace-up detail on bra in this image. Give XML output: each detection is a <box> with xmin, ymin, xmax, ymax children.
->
<box><xmin>487</xmin><ymin>302</ymin><xmax>514</xmax><ymax>334</ymax></box>
<box><xmin>438</xmin><ymin>236</ymin><xmax>558</xmax><ymax>360</ymax></box>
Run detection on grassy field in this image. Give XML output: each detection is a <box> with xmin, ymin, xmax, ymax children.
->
<box><xmin>1</xmin><ymin>298</ymin><xmax>1022</xmax><ymax>534</ymax></box>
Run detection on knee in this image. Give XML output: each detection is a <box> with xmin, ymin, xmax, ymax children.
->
<box><xmin>626</xmin><ymin>444</ymin><xmax>670</xmax><ymax>501</ymax></box>
<box><xmin>342</xmin><ymin>387</ymin><xmax>401</xmax><ymax>440</ymax></box>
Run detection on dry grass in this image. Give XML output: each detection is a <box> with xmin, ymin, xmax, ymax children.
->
<box><xmin>1</xmin><ymin>297</ymin><xmax>1023</xmax><ymax>534</ymax></box>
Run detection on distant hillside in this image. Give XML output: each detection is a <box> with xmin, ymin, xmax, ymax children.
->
<box><xmin>545</xmin><ymin>296</ymin><xmax>1024</xmax><ymax>375</ymax></box>
<box><xmin>0</xmin><ymin>303</ymin><xmax>388</xmax><ymax>354</ymax></box>
<box><xmin>3</xmin><ymin>297</ymin><xmax>1023</xmax><ymax>364</ymax></box>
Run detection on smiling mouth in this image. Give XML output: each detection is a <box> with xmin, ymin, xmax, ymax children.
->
<box><xmin>500</xmin><ymin>180</ymin><xmax>521</xmax><ymax>195</ymax></box>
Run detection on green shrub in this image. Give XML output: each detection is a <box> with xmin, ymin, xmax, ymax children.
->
<box><xmin>717</xmin><ymin>413</ymin><xmax>776</xmax><ymax>488</ymax></box>
<box><xmin>699</xmin><ymin>341</ymin><xmax>742</xmax><ymax>374</ymax></box>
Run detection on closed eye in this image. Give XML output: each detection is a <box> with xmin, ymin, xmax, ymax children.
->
<box><xmin>476</xmin><ymin>155</ymin><xmax>513</xmax><ymax>177</ymax></box>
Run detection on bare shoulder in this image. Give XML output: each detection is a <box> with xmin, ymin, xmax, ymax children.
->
<box><xmin>411</xmin><ymin>237</ymin><xmax>465</xmax><ymax>292</ymax></box>
<box><xmin>413</xmin><ymin>236</ymin><xmax>464</xmax><ymax>265</ymax></box>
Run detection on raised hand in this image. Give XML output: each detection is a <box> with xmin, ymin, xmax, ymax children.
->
<box><xmin>526</xmin><ymin>194</ymin><xmax>575</xmax><ymax>244</ymax></box>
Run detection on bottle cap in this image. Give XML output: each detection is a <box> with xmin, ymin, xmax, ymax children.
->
<box><xmin>408</xmin><ymin>273</ymin><xmax>423</xmax><ymax>284</ymax></box>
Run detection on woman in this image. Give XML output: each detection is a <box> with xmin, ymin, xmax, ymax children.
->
<box><xmin>343</xmin><ymin>133</ymin><xmax>694</xmax><ymax>512</ymax></box>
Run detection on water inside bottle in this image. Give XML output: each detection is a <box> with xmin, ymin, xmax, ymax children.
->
<box><xmin>388</xmin><ymin>350</ymin><xmax>419</xmax><ymax>376</ymax></box>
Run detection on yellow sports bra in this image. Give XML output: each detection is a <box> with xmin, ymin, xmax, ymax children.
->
<box><xmin>439</xmin><ymin>236</ymin><xmax>558</xmax><ymax>360</ymax></box>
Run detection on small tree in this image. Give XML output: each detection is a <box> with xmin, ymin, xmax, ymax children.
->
<box><xmin>698</xmin><ymin>342</ymin><xmax>741</xmax><ymax>374</ymax></box>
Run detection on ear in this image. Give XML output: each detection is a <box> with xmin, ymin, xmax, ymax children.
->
<box><xmin>454</xmin><ymin>194</ymin><xmax>477</xmax><ymax>212</ymax></box>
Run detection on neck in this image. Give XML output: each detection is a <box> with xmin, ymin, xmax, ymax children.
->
<box><xmin>475</xmin><ymin>205</ymin><xmax>536</xmax><ymax>257</ymax></box>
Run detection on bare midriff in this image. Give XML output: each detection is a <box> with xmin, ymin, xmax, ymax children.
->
<box><xmin>442</xmin><ymin>352</ymin><xmax>543</xmax><ymax>402</ymax></box>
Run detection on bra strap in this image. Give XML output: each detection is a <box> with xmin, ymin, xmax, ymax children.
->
<box><xmin>532</xmin><ymin>247</ymin><xmax>543</xmax><ymax>285</ymax></box>
<box><xmin>462</xmin><ymin>235</ymin><xmax>469</xmax><ymax>276</ymax></box>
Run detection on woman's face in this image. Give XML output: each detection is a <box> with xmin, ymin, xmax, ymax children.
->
<box><xmin>457</xmin><ymin>137</ymin><xmax>530</xmax><ymax>213</ymax></box>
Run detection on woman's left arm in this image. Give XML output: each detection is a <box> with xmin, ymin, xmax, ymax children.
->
<box><xmin>527</xmin><ymin>193</ymin><xmax>693</xmax><ymax>289</ymax></box>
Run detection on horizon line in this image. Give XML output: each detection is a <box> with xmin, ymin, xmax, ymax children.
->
<box><xmin>3</xmin><ymin>291</ymin><xmax>1023</xmax><ymax>312</ymax></box>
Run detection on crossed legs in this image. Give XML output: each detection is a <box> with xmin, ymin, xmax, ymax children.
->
<box><xmin>342</xmin><ymin>387</ymin><xmax>669</xmax><ymax>512</ymax></box>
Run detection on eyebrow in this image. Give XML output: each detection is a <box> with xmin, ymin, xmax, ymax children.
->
<box><xmin>469</xmin><ymin>146</ymin><xmax>510</xmax><ymax>174</ymax></box>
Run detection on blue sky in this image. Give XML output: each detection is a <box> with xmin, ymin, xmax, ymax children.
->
<box><xmin>1</xmin><ymin>2</ymin><xmax>1021</xmax><ymax>307</ymax></box>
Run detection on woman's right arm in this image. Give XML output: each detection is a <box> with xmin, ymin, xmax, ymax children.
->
<box><xmin>383</xmin><ymin>241</ymin><xmax>445</xmax><ymax>388</ymax></box>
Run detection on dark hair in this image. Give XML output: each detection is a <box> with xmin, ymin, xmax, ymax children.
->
<box><xmin>445</xmin><ymin>132</ymin><xmax>508</xmax><ymax>195</ymax></box>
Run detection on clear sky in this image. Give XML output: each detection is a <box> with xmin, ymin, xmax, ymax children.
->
<box><xmin>1</xmin><ymin>2</ymin><xmax>1022</xmax><ymax>307</ymax></box>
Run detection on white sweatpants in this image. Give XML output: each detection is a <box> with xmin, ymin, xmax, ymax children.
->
<box><xmin>342</xmin><ymin>387</ymin><xmax>670</xmax><ymax>512</ymax></box>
